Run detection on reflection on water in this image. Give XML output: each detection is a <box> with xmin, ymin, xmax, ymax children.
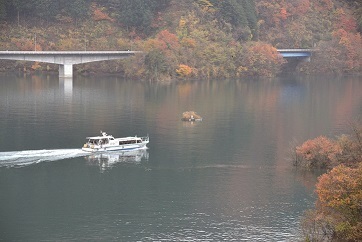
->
<box><xmin>85</xmin><ymin>148</ymin><xmax>149</xmax><ymax>170</ymax></box>
<box><xmin>59</xmin><ymin>77</ymin><xmax>73</xmax><ymax>98</ymax></box>
<box><xmin>0</xmin><ymin>74</ymin><xmax>361</xmax><ymax>241</ymax></box>
<box><xmin>0</xmin><ymin>148</ymin><xmax>149</xmax><ymax>170</ymax></box>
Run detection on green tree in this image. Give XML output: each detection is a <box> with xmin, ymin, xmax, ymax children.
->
<box><xmin>34</xmin><ymin>0</ymin><xmax>60</xmax><ymax>20</ymax></box>
<box><xmin>144</xmin><ymin>49</ymin><xmax>168</xmax><ymax>80</ymax></box>
<box><xmin>118</xmin><ymin>0</ymin><xmax>152</xmax><ymax>32</ymax></box>
<box><xmin>66</xmin><ymin>0</ymin><xmax>89</xmax><ymax>21</ymax></box>
<box><xmin>113</xmin><ymin>0</ymin><xmax>170</xmax><ymax>34</ymax></box>
<box><xmin>12</xmin><ymin>0</ymin><xmax>36</xmax><ymax>17</ymax></box>
<box><xmin>241</xmin><ymin>0</ymin><xmax>258</xmax><ymax>39</ymax></box>
<box><xmin>214</xmin><ymin>0</ymin><xmax>248</xmax><ymax>28</ymax></box>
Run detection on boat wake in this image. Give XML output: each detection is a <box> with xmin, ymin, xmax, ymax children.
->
<box><xmin>0</xmin><ymin>149</ymin><xmax>88</xmax><ymax>168</ymax></box>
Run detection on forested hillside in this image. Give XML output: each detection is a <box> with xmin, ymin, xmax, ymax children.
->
<box><xmin>0</xmin><ymin>0</ymin><xmax>361</xmax><ymax>79</ymax></box>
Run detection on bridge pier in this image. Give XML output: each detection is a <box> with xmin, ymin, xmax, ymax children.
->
<box><xmin>59</xmin><ymin>64</ymin><xmax>73</xmax><ymax>78</ymax></box>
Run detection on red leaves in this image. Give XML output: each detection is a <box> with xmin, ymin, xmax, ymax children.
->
<box><xmin>296</xmin><ymin>136</ymin><xmax>342</xmax><ymax>168</ymax></box>
<box><xmin>334</xmin><ymin>8</ymin><xmax>357</xmax><ymax>33</ymax></box>
<box><xmin>156</xmin><ymin>30</ymin><xmax>180</xmax><ymax>51</ymax></box>
<box><xmin>279</xmin><ymin>7</ymin><xmax>288</xmax><ymax>21</ymax></box>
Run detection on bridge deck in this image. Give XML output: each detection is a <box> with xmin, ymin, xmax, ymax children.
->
<box><xmin>0</xmin><ymin>51</ymin><xmax>141</xmax><ymax>77</ymax></box>
<box><xmin>0</xmin><ymin>49</ymin><xmax>314</xmax><ymax>77</ymax></box>
<box><xmin>277</xmin><ymin>49</ymin><xmax>315</xmax><ymax>58</ymax></box>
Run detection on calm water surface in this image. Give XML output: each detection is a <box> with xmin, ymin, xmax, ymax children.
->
<box><xmin>0</xmin><ymin>73</ymin><xmax>361</xmax><ymax>241</ymax></box>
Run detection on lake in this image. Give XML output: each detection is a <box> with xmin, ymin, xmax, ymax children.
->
<box><xmin>0</xmin><ymin>73</ymin><xmax>361</xmax><ymax>241</ymax></box>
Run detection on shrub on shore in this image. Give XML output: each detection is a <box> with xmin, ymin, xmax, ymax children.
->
<box><xmin>295</xmin><ymin>136</ymin><xmax>342</xmax><ymax>169</ymax></box>
<box><xmin>297</xmin><ymin>122</ymin><xmax>362</xmax><ymax>241</ymax></box>
<box><xmin>302</xmin><ymin>163</ymin><xmax>362</xmax><ymax>241</ymax></box>
<box><xmin>294</xmin><ymin>123</ymin><xmax>362</xmax><ymax>169</ymax></box>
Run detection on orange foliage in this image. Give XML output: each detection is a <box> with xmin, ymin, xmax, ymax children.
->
<box><xmin>334</xmin><ymin>8</ymin><xmax>357</xmax><ymax>33</ymax></box>
<box><xmin>242</xmin><ymin>42</ymin><xmax>285</xmax><ymax>77</ymax></box>
<box><xmin>295</xmin><ymin>136</ymin><xmax>342</xmax><ymax>168</ymax></box>
<box><xmin>332</xmin><ymin>29</ymin><xmax>362</xmax><ymax>71</ymax></box>
<box><xmin>180</xmin><ymin>38</ymin><xmax>196</xmax><ymax>48</ymax></box>
<box><xmin>143</xmin><ymin>38</ymin><xmax>164</xmax><ymax>52</ymax></box>
<box><xmin>280</xmin><ymin>7</ymin><xmax>288</xmax><ymax>21</ymax></box>
<box><xmin>257</xmin><ymin>0</ymin><xmax>290</xmax><ymax>28</ymax></box>
<box><xmin>156</xmin><ymin>29</ymin><xmax>180</xmax><ymax>51</ymax></box>
<box><xmin>31</xmin><ymin>61</ymin><xmax>41</xmax><ymax>70</ymax></box>
<box><xmin>317</xmin><ymin>164</ymin><xmax>362</xmax><ymax>210</ymax></box>
<box><xmin>176</xmin><ymin>64</ymin><xmax>192</xmax><ymax>77</ymax></box>
<box><xmin>315</xmin><ymin>163</ymin><xmax>362</xmax><ymax>240</ymax></box>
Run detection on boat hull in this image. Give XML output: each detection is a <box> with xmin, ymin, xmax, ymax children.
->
<box><xmin>82</xmin><ymin>144</ymin><xmax>147</xmax><ymax>153</ymax></box>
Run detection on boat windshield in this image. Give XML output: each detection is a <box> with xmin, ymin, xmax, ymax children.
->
<box><xmin>87</xmin><ymin>138</ymin><xmax>109</xmax><ymax>145</ymax></box>
<box><xmin>88</xmin><ymin>139</ymin><xmax>99</xmax><ymax>144</ymax></box>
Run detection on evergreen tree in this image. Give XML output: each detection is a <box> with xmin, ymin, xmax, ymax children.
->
<box><xmin>34</xmin><ymin>0</ymin><xmax>60</xmax><ymax>20</ymax></box>
<box><xmin>210</xmin><ymin>0</ymin><xmax>251</xmax><ymax>28</ymax></box>
<box><xmin>66</xmin><ymin>0</ymin><xmax>89</xmax><ymax>21</ymax></box>
<box><xmin>12</xmin><ymin>0</ymin><xmax>36</xmax><ymax>17</ymax></box>
<box><xmin>241</xmin><ymin>0</ymin><xmax>258</xmax><ymax>39</ymax></box>
<box><xmin>117</xmin><ymin>0</ymin><xmax>153</xmax><ymax>32</ymax></box>
<box><xmin>113</xmin><ymin>0</ymin><xmax>170</xmax><ymax>34</ymax></box>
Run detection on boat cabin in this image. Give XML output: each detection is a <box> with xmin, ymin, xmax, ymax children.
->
<box><xmin>82</xmin><ymin>131</ymin><xmax>149</xmax><ymax>152</ymax></box>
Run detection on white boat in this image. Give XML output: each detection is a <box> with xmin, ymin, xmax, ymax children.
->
<box><xmin>82</xmin><ymin>131</ymin><xmax>149</xmax><ymax>152</ymax></box>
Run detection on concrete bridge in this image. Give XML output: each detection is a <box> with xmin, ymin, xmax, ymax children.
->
<box><xmin>0</xmin><ymin>49</ymin><xmax>314</xmax><ymax>78</ymax></box>
<box><xmin>277</xmin><ymin>49</ymin><xmax>314</xmax><ymax>62</ymax></box>
<box><xmin>0</xmin><ymin>51</ymin><xmax>140</xmax><ymax>78</ymax></box>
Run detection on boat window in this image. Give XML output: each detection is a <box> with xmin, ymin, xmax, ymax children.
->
<box><xmin>119</xmin><ymin>140</ymin><xmax>138</xmax><ymax>145</ymax></box>
<box><xmin>89</xmin><ymin>139</ymin><xmax>97</xmax><ymax>144</ymax></box>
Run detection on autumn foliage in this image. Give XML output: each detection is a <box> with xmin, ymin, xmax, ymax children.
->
<box><xmin>295</xmin><ymin>136</ymin><xmax>342</xmax><ymax>169</ymax></box>
<box><xmin>176</xmin><ymin>64</ymin><xmax>192</xmax><ymax>77</ymax></box>
<box><xmin>302</xmin><ymin>163</ymin><xmax>362</xmax><ymax>241</ymax></box>
<box><xmin>0</xmin><ymin>0</ymin><xmax>361</xmax><ymax>78</ymax></box>
<box><xmin>298</xmin><ymin>123</ymin><xmax>362</xmax><ymax>241</ymax></box>
<box><xmin>315</xmin><ymin>164</ymin><xmax>362</xmax><ymax>240</ymax></box>
<box><xmin>242</xmin><ymin>42</ymin><xmax>285</xmax><ymax>77</ymax></box>
<box><xmin>295</xmin><ymin>123</ymin><xmax>362</xmax><ymax>169</ymax></box>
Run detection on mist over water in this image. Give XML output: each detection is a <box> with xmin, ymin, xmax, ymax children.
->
<box><xmin>0</xmin><ymin>74</ymin><xmax>361</xmax><ymax>241</ymax></box>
